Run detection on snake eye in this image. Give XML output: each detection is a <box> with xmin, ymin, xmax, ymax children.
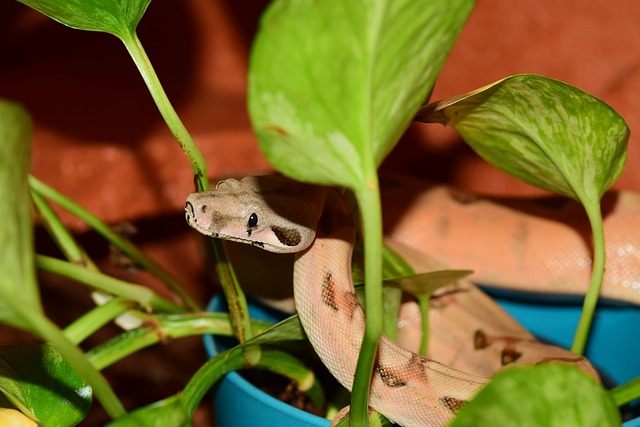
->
<box><xmin>247</xmin><ymin>213</ymin><xmax>259</xmax><ymax>228</ymax></box>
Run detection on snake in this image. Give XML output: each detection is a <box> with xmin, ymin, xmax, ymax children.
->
<box><xmin>185</xmin><ymin>175</ymin><xmax>611</xmax><ymax>426</ymax></box>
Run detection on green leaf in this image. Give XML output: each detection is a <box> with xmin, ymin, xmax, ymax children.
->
<box><xmin>415</xmin><ymin>74</ymin><xmax>629</xmax><ymax>204</ymax></box>
<box><xmin>237</xmin><ymin>315</ymin><xmax>305</xmax><ymax>349</ymax></box>
<box><xmin>249</xmin><ymin>3</ymin><xmax>474</xmax><ymax>423</ymax></box>
<box><xmin>393</xmin><ymin>269</ymin><xmax>473</xmax><ymax>296</ymax></box>
<box><xmin>0</xmin><ymin>344</ymin><xmax>91</xmax><ymax>426</ymax></box>
<box><xmin>15</xmin><ymin>0</ymin><xmax>151</xmax><ymax>40</ymax></box>
<box><xmin>0</xmin><ymin>100</ymin><xmax>43</xmax><ymax>330</ymax></box>
<box><xmin>415</xmin><ymin>74</ymin><xmax>629</xmax><ymax>355</ymax></box>
<box><xmin>0</xmin><ymin>103</ymin><xmax>124</xmax><ymax>419</ymax></box>
<box><xmin>352</xmin><ymin>243</ymin><xmax>415</xmax><ymax>284</ymax></box>
<box><xmin>450</xmin><ymin>364</ymin><xmax>621</xmax><ymax>427</ymax></box>
<box><xmin>106</xmin><ymin>395</ymin><xmax>191</xmax><ymax>427</ymax></box>
<box><xmin>249</xmin><ymin>0</ymin><xmax>474</xmax><ymax>189</ymax></box>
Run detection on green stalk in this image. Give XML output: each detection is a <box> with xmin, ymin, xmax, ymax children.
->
<box><xmin>179</xmin><ymin>347</ymin><xmax>247</xmax><ymax>415</ymax></box>
<box><xmin>207</xmin><ymin>239</ymin><xmax>255</xmax><ymax>342</ymax></box>
<box><xmin>119</xmin><ymin>33</ymin><xmax>208</xmax><ymax>188</ymax></box>
<box><xmin>351</xmin><ymin>178</ymin><xmax>384</xmax><ymax>426</ymax></box>
<box><xmin>86</xmin><ymin>312</ymin><xmax>272</xmax><ymax>371</ymax></box>
<box><xmin>119</xmin><ymin>33</ymin><xmax>253</xmax><ymax>341</ymax></box>
<box><xmin>179</xmin><ymin>346</ymin><xmax>324</xmax><ymax>416</ymax></box>
<box><xmin>31</xmin><ymin>187</ymin><xmax>96</xmax><ymax>269</ymax></box>
<box><xmin>417</xmin><ymin>294</ymin><xmax>430</xmax><ymax>356</ymax></box>
<box><xmin>29</xmin><ymin>176</ymin><xmax>202</xmax><ymax>312</ymax></box>
<box><xmin>88</xmin><ymin>328</ymin><xmax>159</xmax><ymax>371</ymax></box>
<box><xmin>64</xmin><ymin>297</ymin><xmax>136</xmax><ymax>345</ymax></box>
<box><xmin>609</xmin><ymin>377</ymin><xmax>640</xmax><ymax>407</ymax></box>
<box><xmin>35</xmin><ymin>255</ymin><xmax>185</xmax><ymax>314</ymax></box>
<box><xmin>571</xmin><ymin>202</ymin><xmax>606</xmax><ymax>355</ymax></box>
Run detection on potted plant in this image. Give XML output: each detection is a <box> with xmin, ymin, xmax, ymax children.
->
<box><xmin>0</xmin><ymin>1</ymin><xmax>637</xmax><ymax>426</ymax></box>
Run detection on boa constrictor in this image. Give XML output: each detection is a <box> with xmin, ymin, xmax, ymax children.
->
<box><xmin>185</xmin><ymin>175</ymin><xmax>604</xmax><ymax>426</ymax></box>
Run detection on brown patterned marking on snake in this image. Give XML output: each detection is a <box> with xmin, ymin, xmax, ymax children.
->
<box><xmin>271</xmin><ymin>225</ymin><xmax>302</xmax><ymax>247</ymax></box>
<box><xmin>475</xmin><ymin>330</ymin><xmax>524</xmax><ymax>365</ymax></box>
<box><xmin>407</xmin><ymin>354</ymin><xmax>430</xmax><ymax>378</ymax></box>
<box><xmin>344</xmin><ymin>290</ymin><xmax>360</xmax><ymax>319</ymax></box>
<box><xmin>473</xmin><ymin>329</ymin><xmax>490</xmax><ymax>350</ymax></box>
<box><xmin>440</xmin><ymin>396</ymin><xmax>467</xmax><ymax>414</ymax></box>
<box><xmin>501</xmin><ymin>347</ymin><xmax>523</xmax><ymax>365</ymax></box>
<box><xmin>377</xmin><ymin>363</ymin><xmax>408</xmax><ymax>388</ymax></box>
<box><xmin>448</xmin><ymin>188</ymin><xmax>479</xmax><ymax>205</ymax></box>
<box><xmin>321</xmin><ymin>272</ymin><xmax>339</xmax><ymax>311</ymax></box>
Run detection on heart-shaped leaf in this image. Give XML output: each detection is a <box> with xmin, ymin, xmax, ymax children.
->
<box><xmin>415</xmin><ymin>74</ymin><xmax>629</xmax><ymax>205</ymax></box>
<box><xmin>249</xmin><ymin>0</ymin><xmax>474</xmax><ymax>189</ymax></box>
<box><xmin>16</xmin><ymin>0</ymin><xmax>151</xmax><ymax>40</ymax></box>
<box><xmin>450</xmin><ymin>364</ymin><xmax>620</xmax><ymax>427</ymax></box>
<box><xmin>0</xmin><ymin>344</ymin><xmax>91</xmax><ymax>426</ymax></box>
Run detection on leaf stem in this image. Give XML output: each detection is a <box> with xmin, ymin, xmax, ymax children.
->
<box><xmin>571</xmin><ymin>201</ymin><xmax>605</xmax><ymax>355</ymax></box>
<box><xmin>179</xmin><ymin>346</ymin><xmax>324</xmax><ymax>416</ymax></box>
<box><xmin>35</xmin><ymin>255</ymin><xmax>186</xmax><ymax>314</ymax></box>
<box><xmin>119</xmin><ymin>33</ymin><xmax>253</xmax><ymax>342</ymax></box>
<box><xmin>29</xmin><ymin>176</ymin><xmax>202</xmax><ymax>312</ymax></box>
<box><xmin>64</xmin><ymin>297</ymin><xmax>136</xmax><ymax>345</ymax></box>
<box><xmin>609</xmin><ymin>377</ymin><xmax>640</xmax><ymax>407</ymax></box>
<box><xmin>120</xmin><ymin>33</ymin><xmax>208</xmax><ymax>189</ymax></box>
<box><xmin>86</xmin><ymin>313</ymin><xmax>272</xmax><ymax>371</ymax></box>
<box><xmin>417</xmin><ymin>294</ymin><xmax>430</xmax><ymax>356</ymax></box>
<box><xmin>207</xmin><ymin>238</ymin><xmax>255</xmax><ymax>342</ymax></box>
<box><xmin>31</xmin><ymin>186</ymin><xmax>97</xmax><ymax>269</ymax></box>
<box><xmin>351</xmin><ymin>179</ymin><xmax>384</xmax><ymax>426</ymax></box>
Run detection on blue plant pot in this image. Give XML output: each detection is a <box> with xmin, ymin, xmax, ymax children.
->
<box><xmin>203</xmin><ymin>294</ymin><xmax>640</xmax><ymax>427</ymax></box>
<box><xmin>203</xmin><ymin>295</ymin><xmax>329</xmax><ymax>427</ymax></box>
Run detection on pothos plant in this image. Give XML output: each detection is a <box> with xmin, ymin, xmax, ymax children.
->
<box><xmin>0</xmin><ymin>1</ymin><xmax>637</xmax><ymax>427</ymax></box>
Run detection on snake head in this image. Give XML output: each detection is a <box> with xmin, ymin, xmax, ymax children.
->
<box><xmin>185</xmin><ymin>176</ymin><xmax>321</xmax><ymax>254</ymax></box>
